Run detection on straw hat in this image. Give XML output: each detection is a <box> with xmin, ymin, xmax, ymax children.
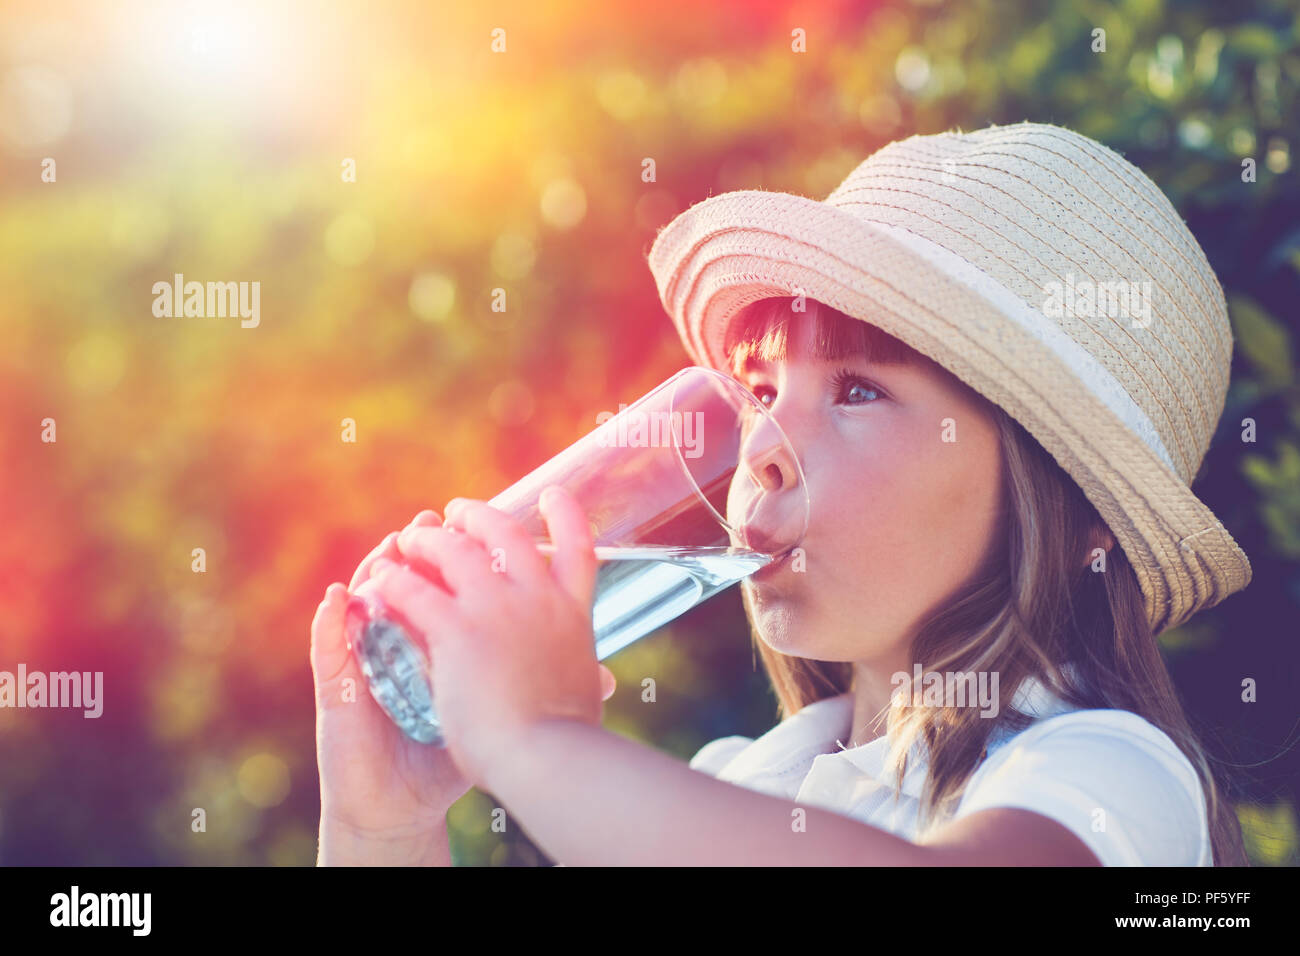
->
<box><xmin>647</xmin><ymin>121</ymin><xmax>1251</xmax><ymax>637</ymax></box>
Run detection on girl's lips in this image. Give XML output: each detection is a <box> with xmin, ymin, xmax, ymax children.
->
<box><xmin>739</xmin><ymin>522</ymin><xmax>787</xmax><ymax>555</ymax></box>
<box><xmin>750</xmin><ymin>548</ymin><xmax>792</xmax><ymax>582</ymax></box>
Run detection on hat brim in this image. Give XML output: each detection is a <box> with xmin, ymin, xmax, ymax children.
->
<box><xmin>647</xmin><ymin>188</ymin><xmax>1252</xmax><ymax>635</ymax></box>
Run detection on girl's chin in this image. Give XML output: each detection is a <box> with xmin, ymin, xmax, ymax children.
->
<box><xmin>743</xmin><ymin>585</ymin><xmax>816</xmax><ymax>653</ymax></box>
<box><xmin>749</xmin><ymin>606</ymin><xmax>810</xmax><ymax>654</ymax></box>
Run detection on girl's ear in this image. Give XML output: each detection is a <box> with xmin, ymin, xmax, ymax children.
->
<box><xmin>1096</xmin><ymin>524</ymin><xmax>1116</xmax><ymax>553</ymax></box>
<box><xmin>1081</xmin><ymin>522</ymin><xmax>1116</xmax><ymax>568</ymax></box>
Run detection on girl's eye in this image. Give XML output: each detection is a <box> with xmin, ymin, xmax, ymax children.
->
<box><xmin>745</xmin><ymin>371</ymin><xmax>886</xmax><ymax>408</ymax></box>
<box><xmin>829</xmin><ymin>368</ymin><xmax>886</xmax><ymax>405</ymax></box>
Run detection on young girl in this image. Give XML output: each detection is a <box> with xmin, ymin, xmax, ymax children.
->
<box><xmin>311</xmin><ymin>122</ymin><xmax>1251</xmax><ymax>866</ymax></box>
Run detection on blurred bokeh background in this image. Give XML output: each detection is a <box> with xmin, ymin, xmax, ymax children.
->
<box><xmin>0</xmin><ymin>0</ymin><xmax>1296</xmax><ymax>866</ymax></box>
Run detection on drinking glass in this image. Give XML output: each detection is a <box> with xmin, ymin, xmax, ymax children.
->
<box><xmin>344</xmin><ymin>365</ymin><xmax>809</xmax><ymax>746</ymax></box>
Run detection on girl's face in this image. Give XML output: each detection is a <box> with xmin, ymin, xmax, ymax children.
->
<box><xmin>734</xmin><ymin>316</ymin><xmax>1005</xmax><ymax>671</ymax></box>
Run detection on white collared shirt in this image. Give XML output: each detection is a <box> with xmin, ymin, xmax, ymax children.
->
<box><xmin>689</xmin><ymin>674</ymin><xmax>1213</xmax><ymax>866</ymax></box>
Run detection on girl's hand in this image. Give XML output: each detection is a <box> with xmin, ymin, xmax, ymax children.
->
<box><xmin>311</xmin><ymin>509</ymin><xmax>473</xmax><ymax>844</ymax></box>
<box><xmin>368</xmin><ymin>485</ymin><xmax>611</xmax><ymax>789</ymax></box>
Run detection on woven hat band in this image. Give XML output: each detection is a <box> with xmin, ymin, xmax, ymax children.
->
<box><xmin>870</xmin><ymin>221</ymin><xmax>1177</xmax><ymax>475</ymax></box>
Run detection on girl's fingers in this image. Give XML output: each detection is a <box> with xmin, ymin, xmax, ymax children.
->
<box><xmin>348</xmin><ymin>511</ymin><xmax>442</xmax><ymax>591</ymax></box>
<box><xmin>394</xmin><ymin>525</ymin><xmax>498</xmax><ymax>596</ymax></box>
<box><xmin>410</xmin><ymin>509</ymin><xmax>444</xmax><ymax>529</ymax></box>
<box><xmin>440</xmin><ymin>498</ymin><xmax>549</xmax><ymax>585</ymax></box>
<box><xmin>349</xmin><ymin>532</ymin><xmax>399</xmax><ymax>591</ymax></box>
<box><xmin>598</xmin><ymin>664</ymin><xmax>616</xmax><ymax>701</ymax></box>
<box><xmin>539</xmin><ymin>486</ymin><xmax>598</xmax><ymax>612</ymax></box>
<box><xmin>365</xmin><ymin>562</ymin><xmax>461</xmax><ymax>652</ymax></box>
<box><xmin>310</xmin><ymin>583</ymin><xmax>354</xmax><ymax>689</ymax></box>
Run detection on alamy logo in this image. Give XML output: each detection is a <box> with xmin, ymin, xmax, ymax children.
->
<box><xmin>594</xmin><ymin>405</ymin><xmax>704</xmax><ymax>458</ymax></box>
<box><xmin>0</xmin><ymin>664</ymin><xmax>103</xmax><ymax>718</ymax></box>
<box><xmin>1042</xmin><ymin>272</ymin><xmax>1152</xmax><ymax>329</ymax></box>
<box><xmin>152</xmin><ymin>273</ymin><xmax>260</xmax><ymax>328</ymax></box>
<box><xmin>50</xmin><ymin>886</ymin><xmax>151</xmax><ymax>936</ymax></box>
<box><xmin>890</xmin><ymin>664</ymin><xmax>1000</xmax><ymax>717</ymax></box>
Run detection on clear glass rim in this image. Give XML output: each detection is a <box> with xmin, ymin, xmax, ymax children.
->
<box><xmin>666</xmin><ymin>364</ymin><xmax>810</xmax><ymax>555</ymax></box>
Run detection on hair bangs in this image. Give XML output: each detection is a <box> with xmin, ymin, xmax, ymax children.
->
<box><xmin>723</xmin><ymin>297</ymin><xmax>921</xmax><ymax>374</ymax></box>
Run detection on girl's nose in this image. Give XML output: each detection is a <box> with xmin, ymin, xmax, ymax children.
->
<box><xmin>739</xmin><ymin>409</ymin><xmax>802</xmax><ymax>494</ymax></box>
<box><xmin>735</xmin><ymin>407</ymin><xmax>808</xmax><ymax>554</ymax></box>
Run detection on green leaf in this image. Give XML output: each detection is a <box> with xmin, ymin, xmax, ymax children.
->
<box><xmin>1237</xmin><ymin>801</ymin><xmax>1299</xmax><ymax>866</ymax></box>
<box><xmin>1241</xmin><ymin>453</ymin><xmax>1276</xmax><ymax>487</ymax></box>
<box><xmin>1225</xmin><ymin>24</ymin><xmax>1282</xmax><ymax>60</ymax></box>
<box><xmin>1229</xmin><ymin>294</ymin><xmax>1294</xmax><ymax>387</ymax></box>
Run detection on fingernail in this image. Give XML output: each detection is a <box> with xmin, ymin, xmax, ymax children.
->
<box><xmin>372</xmin><ymin>557</ymin><xmax>396</xmax><ymax>575</ymax></box>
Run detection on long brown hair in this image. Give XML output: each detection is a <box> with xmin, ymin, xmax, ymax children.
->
<box><xmin>724</xmin><ymin>295</ymin><xmax>1248</xmax><ymax>867</ymax></box>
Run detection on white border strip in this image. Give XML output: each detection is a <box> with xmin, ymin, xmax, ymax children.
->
<box><xmin>868</xmin><ymin>221</ymin><xmax>1177</xmax><ymax>474</ymax></box>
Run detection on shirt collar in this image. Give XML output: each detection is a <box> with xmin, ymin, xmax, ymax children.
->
<box><xmin>717</xmin><ymin>668</ymin><xmax>1077</xmax><ymax>799</ymax></box>
<box><xmin>833</xmin><ymin>667</ymin><xmax>1078</xmax><ymax>793</ymax></box>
